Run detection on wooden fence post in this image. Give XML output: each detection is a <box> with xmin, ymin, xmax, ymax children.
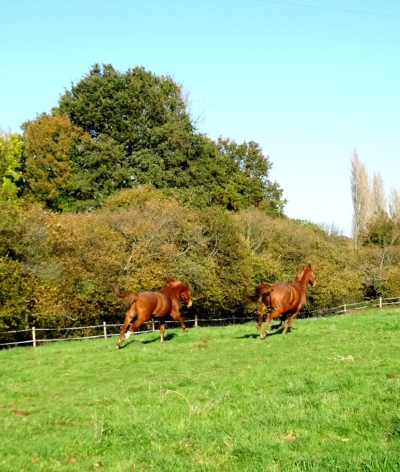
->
<box><xmin>103</xmin><ymin>321</ymin><xmax>107</xmax><ymax>339</ymax></box>
<box><xmin>379</xmin><ymin>297</ymin><xmax>382</xmax><ymax>308</ymax></box>
<box><xmin>343</xmin><ymin>304</ymin><xmax>346</xmax><ymax>313</ymax></box>
<box><xmin>32</xmin><ymin>327</ymin><xmax>36</xmax><ymax>347</ymax></box>
<box><xmin>195</xmin><ymin>315</ymin><xmax>198</xmax><ymax>328</ymax></box>
<box><xmin>152</xmin><ymin>320</ymin><xmax>155</xmax><ymax>332</ymax></box>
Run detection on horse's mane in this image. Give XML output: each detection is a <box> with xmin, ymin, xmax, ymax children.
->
<box><xmin>164</xmin><ymin>279</ymin><xmax>181</xmax><ymax>287</ymax></box>
<box><xmin>294</xmin><ymin>264</ymin><xmax>312</xmax><ymax>282</ymax></box>
<box><xmin>294</xmin><ymin>267</ymin><xmax>306</xmax><ymax>282</ymax></box>
<box><xmin>161</xmin><ymin>279</ymin><xmax>189</xmax><ymax>297</ymax></box>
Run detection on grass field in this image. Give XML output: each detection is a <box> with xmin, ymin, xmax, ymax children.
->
<box><xmin>1</xmin><ymin>309</ymin><xmax>400</xmax><ymax>471</ymax></box>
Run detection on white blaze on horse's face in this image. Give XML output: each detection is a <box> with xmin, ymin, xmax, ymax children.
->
<box><xmin>310</xmin><ymin>273</ymin><xmax>316</xmax><ymax>287</ymax></box>
<box><xmin>181</xmin><ymin>286</ymin><xmax>192</xmax><ymax>307</ymax></box>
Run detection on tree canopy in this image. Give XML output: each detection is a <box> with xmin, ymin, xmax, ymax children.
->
<box><xmin>19</xmin><ymin>63</ymin><xmax>285</xmax><ymax>214</ymax></box>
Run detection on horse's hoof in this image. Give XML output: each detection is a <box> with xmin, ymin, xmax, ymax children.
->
<box><xmin>255</xmin><ymin>326</ymin><xmax>260</xmax><ymax>331</ymax></box>
<box><xmin>115</xmin><ymin>345</ymin><xmax>120</xmax><ymax>350</ymax></box>
<box><xmin>184</xmin><ymin>328</ymin><xmax>188</xmax><ymax>332</ymax></box>
<box><xmin>260</xmin><ymin>333</ymin><xmax>266</xmax><ymax>340</ymax></box>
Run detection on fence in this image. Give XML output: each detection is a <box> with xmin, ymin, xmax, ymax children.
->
<box><xmin>306</xmin><ymin>295</ymin><xmax>400</xmax><ymax>317</ymax></box>
<box><xmin>1</xmin><ymin>296</ymin><xmax>400</xmax><ymax>348</ymax></box>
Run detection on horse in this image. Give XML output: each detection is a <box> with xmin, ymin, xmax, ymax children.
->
<box><xmin>112</xmin><ymin>279</ymin><xmax>192</xmax><ymax>349</ymax></box>
<box><xmin>244</xmin><ymin>264</ymin><xmax>316</xmax><ymax>339</ymax></box>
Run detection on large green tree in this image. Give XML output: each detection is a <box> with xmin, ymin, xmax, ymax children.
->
<box><xmin>22</xmin><ymin>63</ymin><xmax>285</xmax><ymax>215</ymax></box>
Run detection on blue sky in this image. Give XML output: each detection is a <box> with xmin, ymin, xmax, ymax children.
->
<box><xmin>1</xmin><ymin>0</ymin><xmax>399</xmax><ymax>235</ymax></box>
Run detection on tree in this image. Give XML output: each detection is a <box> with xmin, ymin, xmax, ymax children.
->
<box><xmin>388</xmin><ymin>187</ymin><xmax>400</xmax><ymax>223</ymax></box>
<box><xmin>55</xmin><ymin>65</ymin><xmax>209</xmax><ymax>201</ymax></box>
<box><xmin>21</xmin><ymin>63</ymin><xmax>286</xmax><ymax>214</ymax></box>
<box><xmin>164</xmin><ymin>135</ymin><xmax>286</xmax><ymax>215</ymax></box>
<box><xmin>67</xmin><ymin>134</ymin><xmax>132</xmax><ymax>210</ymax></box>
<box><xmin>21</xmin><ymin>112</ymin><xmax>85</xmax><ymax>210</ymax></box>
<box><xmin>370</xmin><ymin>171</ymin><xmax>386</xmax><ymax>219</ymax></box>
<box><xmin>58</xmin><ymin>64</ymin><xmax>193</xmax><ymax>156</ymax></box>
<box><xmin>0</xmin><ymin>130</ymin><xmax>23</xmax><ymax>202</ymax></box>
<box><xmin>351</xmin><ymin>150</ymin><xmax>371</xmax><ymax>245</ymax></box>
<box><xmin>216</xmin><ymin>138</ymin><xmax>285</xmax><ymax>215</ymax></box>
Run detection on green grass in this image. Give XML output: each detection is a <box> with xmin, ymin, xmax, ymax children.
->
<box><xmin>1</xmin><ymin>309</ymin><xmax>400</xmax><ymax>471</ymax></box>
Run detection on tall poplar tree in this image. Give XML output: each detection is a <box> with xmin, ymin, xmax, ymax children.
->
<box><xmin>351</xmin><ymin>150</ymin><xmax>370</xmax><ymax>245</ymax></box>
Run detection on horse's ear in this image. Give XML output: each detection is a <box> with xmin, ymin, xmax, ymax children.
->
<box><xmin>308</xmin><ymin>264</ymin><xmax>312</xmax><ymax>269</ymax></box>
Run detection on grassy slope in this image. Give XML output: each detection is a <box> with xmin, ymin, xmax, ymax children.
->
<box><xmin>1</xmin><ymin>309</ymin><xmax>400</xmax><ymax>471</ymax></box>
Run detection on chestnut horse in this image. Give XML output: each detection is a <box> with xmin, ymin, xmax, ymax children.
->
<box><xmin>244</xmin><ymin>264</ymin><xmax>316</xmax><ymax>339</ymax></box>
<box><xmin>112</xmin><ymin>279</ymin><xmax>192</xmax><ymax>349</ymax></box>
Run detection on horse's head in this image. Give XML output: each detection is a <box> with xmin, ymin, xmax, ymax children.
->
<box><xmin>296</xmin><ymin>264</ymin><xmax>316</xmax><ymax>287</ymax></box>
<box><xmin>305</xmin><ymin>264</ymin><xmax>316</xmax><ymax>287</ymax></box>
<box><xmin>164</xmin><ymin>279</ymin><xmax>192</xmax><ymax>307</ymax></box>
<box><xmin>180</xmin><ymin>282</ymin><xmax>192</xmax><ymax>308</ymax></box>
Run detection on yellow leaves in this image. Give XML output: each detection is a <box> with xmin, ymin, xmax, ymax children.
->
<box><xmin>22</xmin><ymin>112</ymin><xmax>85</xmax><ymax>208</ymax></box>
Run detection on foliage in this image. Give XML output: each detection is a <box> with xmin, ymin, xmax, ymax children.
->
<box><xmin>21</xmin><ymin>113</ymin><xmax>85</xmax><ymax>210</ymax></box>
<box><xmin>0</xmin><ymin>130</ymin><xmax>23</xmax><ymax>202</ymax></box>
<box><xmin>56</xmin><ymin>64</ymin><xmax>196</xmax><ymax>200</ymax></box>
<box><xmin>216</xmin><ymin>137</ymin><xmax>286</xmax><ymax>215</ymax></box>
<box><xmin>102</xmin><ymin>184</ymin><xmax>169</xmax><ymax>210</ymax></box>
<box><xmin>58</xmin><ymin>63</ymin><xmax>193</xmax><ymax>153</ymax></box>
<box><xmin>3</xmin><ymin>64</ymin><xmax>396</xmax><ymax>333</ymax></box>
<box><xmin>67</xmin><ymin>133</ymin><xmax>131</xmax><ymax>210</ymax></box>
<box><xmin>359</xmin><ymin>213</ymin><xmax>400</xmax><ymax>297</ymax></box>
<box><xmin>1</xmin><ymin>310</ymin><xmax>400</xmax><ymax>470</ymax></box>
<box><xmin>0</xmin><ymin>197</ymin><xmax>368</xmax><ymax>337</ymax></box>
<box><xmin>234</xmin><ymin>210</ymin><xmax>363</xmax><ymax>310</ymax></box>
<box><xmin>0</xmin><ymin>257</ymin><xmax>36</xmax><ymax>332</ymax></box>
<box><xmin>19</xmin><ymin>63</ymin><xmax>286</xmax><ymax>214</ymax></box>
<box><xmin>362</xmin><ymin>213</ymin><xmax>399</xmax><ymax>249</ymax></box>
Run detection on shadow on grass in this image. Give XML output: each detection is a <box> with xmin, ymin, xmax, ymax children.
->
<box><xmin>119</xmin><ymin>332</ymin><xmax>177</xmax><ymax>348</ymax></box>
<box><xmin>237</xmin><ymin>325</ymin><xmax>296</xmax><ymax>339</ymax></box>
<box><xmin>141</xmin><ymin>332</ymin><xmax>177</xmax><ymax>344</ymax></box>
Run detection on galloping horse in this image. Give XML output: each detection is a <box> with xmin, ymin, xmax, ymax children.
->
<box><xmin>244</xmin><ymin>264</ymin><xmax>316</xmax><ymax>339</ymax></box>
<box><xmin>112</xmin><ymin>279</ymin><xmax>192</xmax><ymax>349</ymax></box>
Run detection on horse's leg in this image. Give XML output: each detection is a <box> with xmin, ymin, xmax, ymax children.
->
<box><xmin>170</xmin><ymin>310</ymin><xmax>188</xmax><ymax>332</ymax></box>
<box><xmin>256</xmin><ymin>301</ymin><xmax>267</xmax><ymax>331</ymax></box>
<box><xmin>115</xmin><ymin>305</ymin><xmax>136</xmax><ymax>349</ymax></box>
<box><xmin>116</xmin><ymin>316</ymin><xmax>146</xmax><ymax>348</ymax></box>
<box><xmin>282</xmin><ymin>310</ymin><xmax>300</xmax><ymax>335</ymax></box>
<box><xmin>272</xmin><ymin>314</ymin><xmax>287</xmax><ymax>330</ymax></box>
<box><xmin>159</xmin><ymin>317</ymin><xmax>166</xmax><ymax>343</ymax></box>
<box><xmin>271</xmin><ymin>318</ymin><xmax>285</xmax><ymax>330</ymax></box>
<box><xmin>260</xmin><ymin>310</ymin><xmax>281</xmax><ymax>339</ymax></box>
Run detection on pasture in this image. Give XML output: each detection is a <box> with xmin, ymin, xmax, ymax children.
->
<box><xmin>1</xmin><ymin>309</ymin><xmax>400</xmax><ymax>471</ymax></box>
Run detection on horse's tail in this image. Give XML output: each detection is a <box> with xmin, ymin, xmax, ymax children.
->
<box><xmin>111</xmin><ymin>283</ymin><xmax>139</xmax><ymax>308</ymax></box>
<box><xmin>243</xmin><ymin>284</ymin><xmax>274</xmax><ymax>303</ymax></box>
